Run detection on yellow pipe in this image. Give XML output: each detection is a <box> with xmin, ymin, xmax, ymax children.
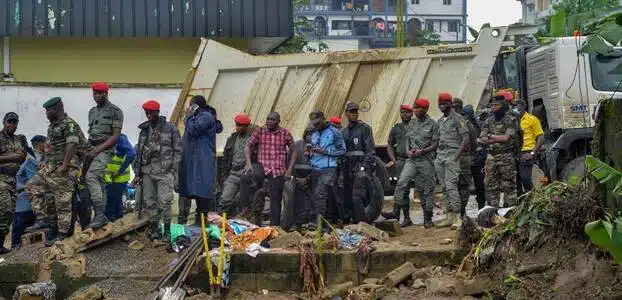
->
<box><xmin>200</xmin><ymin>213</ymin><xmax>215</xmax><ymax>286</ymax></box>
<box><xmin>216</xmin><ymin>212</ymin><xmax>227</xmax><ymax>287</ymax></box>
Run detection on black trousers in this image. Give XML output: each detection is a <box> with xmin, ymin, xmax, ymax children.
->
<box><xmin>267</xmin><ymin>175</ymin><xmax>285</xmax><ymax>226</ymax></box>
<box><xmin>470</xmin><ymin>163</ymin><xmax>486</xmax><ymax>209</ymax></box>
<box><xmin>518</xmin><ymin>156</ymin><xmax>535</xmax><ymax>196</ymax></box>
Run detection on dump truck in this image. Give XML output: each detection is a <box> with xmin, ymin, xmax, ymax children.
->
<box><xmin>170</xmin><ymin>26</ymin><xmax>512</xmax><ymax>197</ymax></box>
<box><xmin>489</xmin><ymin>37</ymin><xmax>622</xmax><ymax>183</ymax></box>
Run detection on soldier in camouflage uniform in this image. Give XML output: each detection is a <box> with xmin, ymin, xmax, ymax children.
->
<box><xmin>134</xmin><ymin>100</ymin><xmax>182</xmax><ymax>243</ymax></box>
<box><xmin>0</xmin><ymin>112</ymin><xmax>27</xmax><ymax>253</ymax></box>
<box><xmin>434</xmin><ymin>92</ymin><xmax>470</xmax><ymax>230</ymax></box>
<box><xmin>85</xmin><ymin>82</ymin><xmax>124</xmax><ymax>229</ymax></box>
<box><xmin>452</xmin><ymin>98</ymin><xmax>476</xmax><ymax>218</ymax></box>
<box><xmin>478</xmin><ymin>93</ymin><xmax>518</xmax><ymax>207</ymax></box>
<box><xmin>26</xmin><ymin>97</ymin><xmax>87</xmax><ymax>246</ymax></box>
<box><xmin>381</xmin><ymin>104</ymin><xmax>414</xmax><ymax>227</ymax></box>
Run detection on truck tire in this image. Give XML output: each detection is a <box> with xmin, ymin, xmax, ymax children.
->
<box><xmin>559</xmin><ymin>155</ymin><xmax>587</xmax><ymax>184</ymax></box>
<box><xmin>351</xmin><ymin>175</ymin><xmax>384</xmax><ymax>224</ymax></box>
<box><xmin>374</xmin><ymin>156</ymin><xmax>391</xmax><ymax>194</ymax></box>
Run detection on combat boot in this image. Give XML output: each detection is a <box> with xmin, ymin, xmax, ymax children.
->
<box><xmin>162</xmin><ymin>223</ymin><xmax>172</xmax><ymax>244</ymax></box>
<box><xmin>25</xmin><ymin>218</ymin><xmax>50</xmax><ymax>233</ymax></box>
<box><xmin>88</xmin><ymin>206</ymin><xmax>109</xmax><ymax>229</ymax></box>
<box><xmin>381</xmin><ymin>204</ymin><xmax>401</xmax><ymax>220</ymax></box>
<box><xmin>423</xmin><ymin>211</ymin><xmax>434</xmax><ymax>229</ymax></box>
<box><xmin>400</xmin><ymin>207</ymin><xmax>413</xmax><ymax>227</ymax></box>
<box><xmin>44</xmin><ymin>225</ymin><xmax>59</xmax><ymax>247</ymax></box>
<box><xmin>436</xmin><ymin>212</ymin><xmax>456</xmax><ymax>228</ymax></box>
<box><xmin>148</xmin><ymin>221</ymin><xmax>161</xmax><ymax>241</ymax></box>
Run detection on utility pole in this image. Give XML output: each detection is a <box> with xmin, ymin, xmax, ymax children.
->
<box><xmin>396</xmin><ymin>0</ymin><xmax>405</xmax><ymax>47</ymax></box>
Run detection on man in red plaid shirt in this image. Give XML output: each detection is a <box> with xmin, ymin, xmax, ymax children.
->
<box><xmin>244</xmin><ymin>112</ymin><xmax>297</xmax><ymax>226</ymax></box>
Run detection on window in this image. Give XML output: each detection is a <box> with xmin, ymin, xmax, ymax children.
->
<box><xmin>589</xmin><ymin>54</ymin><xmax>622</xmax><ymax>92</ymax></box>
<box><xmin>426</xmin><ymin>21</ymin><xmax>435</xmax><ymax>31</ymax></box>
<box><xmin>448</xmin><ymin>21</ymin><xmax>458</xmax><ymax>32</ymax></box>
<box><xmin>411</xmin><ymin>0</ymin><xmax>420</xmax><ymax>4</ymax></box>
<box><xmin>331</xmin><ymin>20</ymin><xmax>352</xmax><ymax>30</ymax></box>
<box><xmin>443</xmin><ymin>0</ymin><xmax>452</xmax><ymax>5</ymax></box>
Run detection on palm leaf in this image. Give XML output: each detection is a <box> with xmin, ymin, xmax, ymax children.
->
<box><xmin>585</xmin><ymin>156</ymin><xmax>622</xmax><ymax>197</ymax></box>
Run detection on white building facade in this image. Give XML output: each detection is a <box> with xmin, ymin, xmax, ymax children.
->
<box><xmin>516</xmin><ymin>0</ymin><xmax>561</xmax><ymax>26</ymax></box>
<box><xmin>295</xmin><ymin>0</ymin><xmax>467</xmax><ymax>51</ymax></box>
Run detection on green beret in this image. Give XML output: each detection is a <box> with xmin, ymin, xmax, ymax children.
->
<box><xmin>42</xmin><ymin>97</ymin><xmax>62</xmax><ymax>109</ymax></box>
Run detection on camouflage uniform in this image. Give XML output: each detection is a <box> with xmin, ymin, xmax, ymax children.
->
<box><xmin>86</xmin><ymin>99</ymin><xmax>124</xmax><ymax>228</ymax></box>
<box><xmin>458</xmin><ymin>121</ymin><xmax>477</xmax><ymax>217</ymax></box>
<box><xmin>394</xmin><ymin>115</ymin><xmax>439</xmax><ymax>225</ymax></box>
<box><xmin>384</xmin><ymin>121</ymin><xmax>412</xmax><ymax>220</ymax></box>
<box><xmin>480</xmin><ymin>114</ymin><xmax>517</xmax><ymax>207</ymax></box>
<box><xmin>435</xmin><ymin>112</ymin><xmax>469</xmax><ymax>216</ymax></box>
<box><xmin>0</xmin><ymin>130</ymin><xmax>26</xmax><ymax>244</ymax></box>
<box><xmin>135</xmin><ymin>116</ymin><xmax>181</xmax><ymax>240</ymax></box>
<box><xmin>26</xmin><ymin>115</ymin><xmax>87</xmax><ymax>236</ymax></box>
<box><xmin>219</xmin><ymin>126</ymin><xmax>256</xmax><ymax>215</ymax></box>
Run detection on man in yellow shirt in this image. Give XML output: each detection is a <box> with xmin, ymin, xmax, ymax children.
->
<box><xmin>514</xmin><ymin>100</ymin><xmax>544</xmax><ymax>194</ymax></box>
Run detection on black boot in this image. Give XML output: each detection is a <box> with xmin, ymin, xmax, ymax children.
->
<box><xmin>88</xmin><ymin>204</ymin><xmax>109</xmax><ymax>229</ymax></box>
<box><xmin>381</xmin><ymin>203</ymin><xmax>401</xmax><ymax>220</ymax></box>
<box><xmin>0</xmin><ymin>231</ymin><xmax>10</xmax><ymax>254</ymax></box>
<box><xmin>44</xmin><ymin>225</ymin><xmax>59</xmax><ymax>247</ymax></box>
<box><xmin>401</xmin><ymin>207</ymin><xmax>413</xmax><ymax>227</ymax></box>
<box><xmin>149</xmin><ymin>221</ymin><xmax>161</xmax><ymax>241</ymax></box>
<box><xmin>25</xmin><ymin>218</ymin><xmax>49</xmax><ymax>233</ymax></box>
<box><xmin>162</xmin><ymin>222</ymin><xmax>171</xmax><ymax>244</ymax></box>
<box><xmin>423</xmin><ymin>211</ymin><xmax>434</xmax><ymax>229</ymax></box>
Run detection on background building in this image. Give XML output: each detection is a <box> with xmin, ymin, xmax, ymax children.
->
<box><xmin>296</xmin><ymin>0</ymin><xmax>467</xmax><ymax>50</ymax></box>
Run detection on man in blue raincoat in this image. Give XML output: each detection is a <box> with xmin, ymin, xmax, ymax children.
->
<box><xmin>178</xmin><ymin>95</ymin><xmax>223</xmax><ymax>221</ymax></box>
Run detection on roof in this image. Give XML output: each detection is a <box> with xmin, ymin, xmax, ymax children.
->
<box><xmin>0</xmin><ymin>0</ymin><xmax>293</xmax><ymax>38</ymax></box>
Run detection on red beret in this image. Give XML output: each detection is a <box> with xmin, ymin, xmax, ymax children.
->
<box><xmin>142</xmin><ymin>100</ymin><xmax>160</xmax><ymax>111</ymax></box>
<box><xmin>496</xmin><ymin>90</ymin><xmax>514</xmax><ymax>103</ymax></box>
<box><xmin>438</xmin><ymin>92</ymin><xmax>453</xmax><ymax>102</ymax></box>
<box><xmin>414</xmin><ymin>98</ymin><xmax>430</xmax><ymax>109</ymax></box>
<box><xmin>91</xmin><ymin>82</ymin><xmax>109</xmax><ymax>92</ymax></box>
<box><xmin>400</xmin><ymin>104</ymin><xmax>413</xmax><ymax>111</ymax></box>
<box><xmin>328</xmin><ymin>116</ymin><xmax>342</xmax><ymax>124</ymax></box>
<box><xmin>234</xmin><ymin>113</ymin><xmax>251</xmax><ymax>125</ymax></box>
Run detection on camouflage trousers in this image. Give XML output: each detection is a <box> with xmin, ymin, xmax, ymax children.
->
<box><xmin>484</xmin><ymin>153</ymin><xmax>517</xmax><ymax>207</ymax></box>
<box><xmin>458</xmin><ymin>155</ymin><xmax>473</xmax><ymax>216</ymax></box>
<box><xmin>142</xmin><ymin>170</ymin><xmax>174</xmax><ymax>226</ymax></box>
<box><xmin>85</xmin><ymin>150</ymin><xmax>113</xmax><ymax>213</ymax></box>
<box><xmin>26</xmin><ymin>167</ymin><xmax>78</xmax><ymax>234</ymax></box>
<box><xmin>0</xmin><ymin>174</ymin><xmax>16</xmax><ymax>237</ymax></box>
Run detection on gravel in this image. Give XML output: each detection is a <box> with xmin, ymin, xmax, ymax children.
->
<box><xmin>69</xmin><ymin>278</ymin><xmax>157</xmax><ymax>300</ymax></box>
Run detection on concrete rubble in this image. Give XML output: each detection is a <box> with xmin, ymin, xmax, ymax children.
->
<box><xmin>382</xmin><ymin>262</ymin><xmax>416</xmax><ymax>287</ymax></box>
<box><xmin>344</xmin><ymin>222</ymin><xmax>389</xmax><ymax>241</ymax></box>
<box><xmin>268</xmin><ymin>231</ymin><xmax>302</xmax><ymax>249</ymax></box>
<box><xmin>373</xmin><ymin>220</ymin><xmax>402</xmax><ymax>237</ymax></box>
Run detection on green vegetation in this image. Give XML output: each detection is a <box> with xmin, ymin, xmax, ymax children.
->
<box><xmin>274</xmin><ymin>0</ymin><xmax>329</xmax><ymax>54</ymax></box>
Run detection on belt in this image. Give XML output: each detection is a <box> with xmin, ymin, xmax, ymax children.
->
<box><xmin>437</xmin><ymin>145</ymin><xmax>458</xmax><ymax>151</ymax></box>
<box><xmin>0</xmin><ymin>167</ymin><xmax>19</xmax><ymax>177</ymax></box>
<box><xmin>295</xmin><ymin>164</ymin><xmax>312</xmax><ymax>170</ymax></box>
<box><xmin>345</xmin><ymin>151</ymin><xmax>366</xmax><ymax>156</ymax></box>
<box><xmin>488</xmin><ymin>150</ymin><xmax>513</xmax><ymax>155</ymax></box>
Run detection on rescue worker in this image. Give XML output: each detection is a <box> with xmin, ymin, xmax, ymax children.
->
<box><xmin>341</xmin><ymin>102</ymin><xmax>376</xmax><ymax>224</ymax></box>
<box><xmin>245</xmin><ymin>111</ymin><xmax>296</xmax><ymax>227</ymax></box>
<box><xmin>381</xmin><ymin>104</ymin><xmax>414</xmax><ymax>226</ymax></box>
<box><xmin>383</xmin><ymin>99</ymin><xmax>439</xmax><ymax>228</ymax></box>
<box><xmin>309</xmin><ymin>111</ymin><xmax>346</xmax><ymax>226</ymax></box>
<box><xmin>463</xmin><ymin>105</ymin><xmax>487</xmax><ymax>209</ymax></box>
<box><xmin>134</xmin><ymin>100</ymin><xmax>182</xmax><ymax>243</ymax></box>
<box><xmin>281</xmin><ymin>126</ymin><xmax>316</xmax><ymax>230</ymax></box>
<box><xmin>435</xmin><ymin>92</ymin><xmax>470</xmax><ymax>230</ymax></box>
<box><xmin>0</xmin><ymin>112</ymin><xmax>27</xmax><ymax>253</ymax></box>
<box><xmin>478</xmin><ymin>93</ymin><xmax>518</xmax><ymax>208</ymax></box>
<box><xmin>514</xmin><ymin>99</ymin><xmax>544</xmax><ymax>195</ymax></box>
<box><xmin>452</xmin><ymin>98</ymin><xmax>476</xmax><ymax>218</ymax></box>
<box><xmin>220</xmin><ymin>113</ymin><xmax>258</xmax><ymax>216</ymax></box>
<box><xmin>104</xmin><ymin>133</ymin><xmax>135</xmax><ymax>222</ymax></box>
<box><xmin>86</xmin><ymin>82</ymin><xmax>124</xmax><ymax>229</ymax></box>
<box><xmin>26</xmin><ymin>97</ymin><xmax>87</xmax><ymax>246</ymax></box>
<box><xmin>328</xmin><ymin>116</ymin><xmax>343</xmax><ymax>130</ymax></box>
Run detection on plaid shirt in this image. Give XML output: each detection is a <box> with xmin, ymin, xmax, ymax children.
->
<box><xmin>247</xmin><ymin>127</ymin><xmax>294</xmax><ymax>176</ymax></box>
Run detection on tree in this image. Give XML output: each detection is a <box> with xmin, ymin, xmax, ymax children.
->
<box><xmin>273</xmin><ymin>0</ymin><xmax>329</xmax><ymax>54</ymax></box>
<box><xmin>406</xmin><ymin>21</ymin><xmax>441</xmax><ymax>46</ymax></box>
<box><xmin>541</xmin><ymin>0</ymin><xmax>619</xmax><ymax>36</ymax></box>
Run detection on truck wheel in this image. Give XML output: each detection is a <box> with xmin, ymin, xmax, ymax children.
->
<box><xmin>365</xmin><ymin>176</ymin><xmax>384</xmax><ymax>223</ymax></box>
<box><xmin>374</xmin><ymin>156</ymin><xmax>391</xmax><ymax>194</ymax></box>
<box><xmin>559</xmin><ymin>155</ymin><xmax>587</xmax><ymax>184</ymax></box>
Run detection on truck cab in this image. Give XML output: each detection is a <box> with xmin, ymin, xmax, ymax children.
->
<box><xmin>492</xmin><ymin>37</ymin><xmax>622</xmax><ymax>182</ymax></box>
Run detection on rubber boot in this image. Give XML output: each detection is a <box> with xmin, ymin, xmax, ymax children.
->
<box><xmin>381</xmin><ymin>204</ymin><xmax>401</xmax><ymax>220</ymax></box>
<box><xmin>44</xmin><ymin>225</ymin><xmax>59</xmax><ymax>247</ymax></box>
<box><xmin>423</xmin><ymin>211</ymin><xmax>434</xmax><ymax>229</ymax></box>
<box><xmin>451</xmin><ymin>215</ymin><xmax>463</xmax><ymax>231</ymax></box>
<box><xmin>437</xmin><ymin>212</ymin><xmax>456</xmax><ymax>228</ymax></box>
<box><xmin>25</xmin><ymin>218</ymin><xmax>49</xmax><ymax>233</ymax></box>
<box><xmin>177</xmin><ymin>215</ymin><xmax>188</xmax><ymax>225</ymax></box>
<box><xmin>88</xmin><ymin>204</ymin><xmax>109</xmax><ymax>229</ymax></box>
<box><xmin>148</xmin><ymin>221</ymin><xmax>161</xmax><ymax>241</ymax></box>
<box><xmin>400</xmin><ymin>207</ymin><xmax>413</xmax><ymax>227</ymax></box>
<box><xmin>162</xmin><ymin>223</ymin><xmax>172</xmax><ymax>244</ymax></box>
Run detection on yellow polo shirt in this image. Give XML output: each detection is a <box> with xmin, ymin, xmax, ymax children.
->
<box><xmin>520</xmin><ymin>112</ymin><xmax>544</xmax><ymax>151</ymax></box>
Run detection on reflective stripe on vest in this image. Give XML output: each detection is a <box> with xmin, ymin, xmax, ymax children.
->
<box><xmin>104</xmin><ymin>154</ymin><xmax>131</xmax><ymax>183</ymax></box>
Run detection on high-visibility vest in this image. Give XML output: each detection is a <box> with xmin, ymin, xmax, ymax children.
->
<box><xmin>104</xmin><ymin>154</ymin><xmax>131</xmax><ymax>184</ymax></box>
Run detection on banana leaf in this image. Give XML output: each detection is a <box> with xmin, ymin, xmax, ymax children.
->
<box><xmin>585</xmin><ymin>155</ymin><xmax>622</xmax><ymax>197</ymax></box>
<box><xmin>585</xmin><ymin>218</ymin><xmax>622</xmax><ymax>264</ymax></box>
<box><xmin>550</xmin><ymin>9</ymin><xmax>568</xmax><ymax>37</ymax></box>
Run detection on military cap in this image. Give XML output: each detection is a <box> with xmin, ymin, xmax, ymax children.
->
<box><xmin>3</xmin><ymin>112</ymin><xmax>19</xmax><ymax>122</ymax></box>
<box><xmin>42</xmin><ymin>97</ymin><xmax>62</xmax><ymax>109</ymax></box>
<box><xmin>309</xmin><ymin>110</ymin><xmax>325</xmax><ymax>120</ymax></box>
<box><xmin>345</xmin><ymin>102</ymin><xmax>359</xmax><ymax>111</ymax></box>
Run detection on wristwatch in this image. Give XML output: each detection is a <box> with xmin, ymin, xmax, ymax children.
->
<box><xmin>530</xmin><ymin>150</ymin><xmax>536</xmax><ymax>156</ymax></box>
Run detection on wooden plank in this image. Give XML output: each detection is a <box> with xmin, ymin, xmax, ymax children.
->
<box><xmin>77</xmin><ymin>218</ymin><xmax>149</xmax><ymax>253</ymax></box>
<box><xmin>243</xmin><ymin>67</ymin><xmax>288</xmax><ymax>122</ymax></box>
<box><xmin>170</xmin><ymin>38</ymin><xmax>209</xmax><ymax>126</ymax></box>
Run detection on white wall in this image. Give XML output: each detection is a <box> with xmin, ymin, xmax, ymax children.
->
<box><xmin>407</xmin><ymin>0</ymin><xmax>464</xmax><ymax>16</ymax></box>
<box><xmin>0</xmin><ymin>86</ymin><xmax>180</xmax><ymax>146</ymax></box>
